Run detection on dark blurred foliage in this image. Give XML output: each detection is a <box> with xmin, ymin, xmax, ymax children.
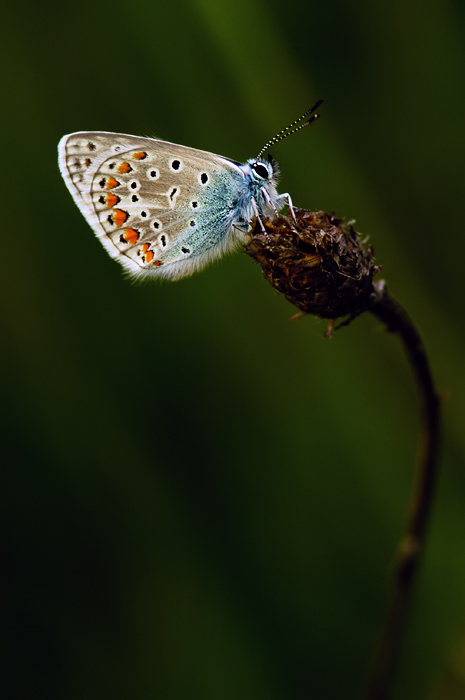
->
<box><xmin>1</xmin><ymin>0</ymin><xmax>465</xmax><ymax>698</ymax></box>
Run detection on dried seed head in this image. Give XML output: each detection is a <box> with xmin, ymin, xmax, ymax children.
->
<box><xmin>244</xmin><ymin>209</ymin><xmax>381</xmax><ymax>321</ymax></box>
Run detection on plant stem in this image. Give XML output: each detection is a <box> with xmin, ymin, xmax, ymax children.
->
<box><xmin>365</xmin><ymin>285</ymin><xmax>441</xmax><ymax>700</ymax></box>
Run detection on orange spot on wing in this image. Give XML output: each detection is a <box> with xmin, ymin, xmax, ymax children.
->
<box><xmin>106</xmin><ymin>177</ymin><xmax>120</xmax><ymax>189</ymax></box>
<box><xmin>122</xmin><ymin>228</ymin><xmax>140</xmax><ymax>245</ymax></box>
<box><xmin>153</xmin><ymin>260</ymin><xmax>163</xmax><ymax>267</ymax></box>
<box><xmin>132</xmin><ymin>151</ymin><xmax>147</xmax><ymax>160</ymax></box>
<box><xmin>112</xmin><ymin>209</ymin><xmax>128</xmax><ymax>226</ymax></box>
<box><xmin>141</xmin><ymin>243</ymin><xmax>150</xmax><ymax>254</ymax></box>
<box><xmin>117</xmin><ymin>162</ymin><xmax>133</xmax><ymax>174</ymax></box>
<box><xmin>145</xmin><ymin>250</ymin><xmax>154</xmax><ymax>263</ymax></box>
<box><xmin>105</xmin><ymin>193</ymin><xmax>120</xmax><ymax>208</ymax></box>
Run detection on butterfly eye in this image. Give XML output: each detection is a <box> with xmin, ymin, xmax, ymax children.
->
<box><xmin>251</xmin><ymin>162</ymin><xmax>270</xmax><ymax>180</ymax></box>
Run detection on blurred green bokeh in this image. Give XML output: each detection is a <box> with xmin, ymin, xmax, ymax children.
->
<box><xmin>2</xmin><ymin>0</ymin><xmax>465</xmax><ymax>698</ymax></box>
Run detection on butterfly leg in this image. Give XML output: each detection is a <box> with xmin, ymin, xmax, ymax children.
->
<box><xmin>233</xmin><ymin>221</ymin><xmax>253</xmax><ymax>234</ymax></box>
<box><xmin>276</xmin><ymin>192</ymin><xmax>297</xmax><ymax>225</ymax></box>
<box><xmin>251</xmin><ymin>197</ymin><xmax>268</xmax><ymax>235</ymax></box>
<box><xmin>260</xmin><ymin>186</ymin><xmax>281</xmax><ymax>218</ymax></box>
<box><xmin>261</xmin><ymin>187</ymin><xmax>297</xmax><ymax>224</ymax></box>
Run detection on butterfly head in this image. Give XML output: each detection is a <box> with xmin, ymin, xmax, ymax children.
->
<box><xmin>247</xmin><ymin>154</ymin><xmax>280</xmax><ymax>187</ymax></box>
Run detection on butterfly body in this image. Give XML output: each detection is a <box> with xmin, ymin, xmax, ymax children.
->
<box><xmin>58</xmin><ymin>132</ymin><xmax>284</xmax><ymax>280</ymax></box>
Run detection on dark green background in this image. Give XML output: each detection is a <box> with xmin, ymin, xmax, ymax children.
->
<box><xmin>2</xmin><ymin>0</ymin><xmax>464</xmax><ymax>698</ymax></box>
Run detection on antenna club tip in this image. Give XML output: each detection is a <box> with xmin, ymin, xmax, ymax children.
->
<box><xmin>255</xmin><ymin>100</ymin><xmax>324</xmax><ymax>159</ymax></box>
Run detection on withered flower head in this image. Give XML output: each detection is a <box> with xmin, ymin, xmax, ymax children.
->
<box><xmin>244</xmin><ymin>209</ymin><xmax>381</xmax><ymax>322</ymax></box>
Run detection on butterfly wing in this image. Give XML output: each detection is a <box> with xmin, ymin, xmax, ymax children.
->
<box><xmin>58</xmin><ymin>132</ymin><xmax>250</xmax><ymax>280</ymax></box>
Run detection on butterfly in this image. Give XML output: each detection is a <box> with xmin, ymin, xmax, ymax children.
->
<box><xmin>58</xmin><ymin>100</ymin><xmax>323</xmax><ymax>281</ymax></box>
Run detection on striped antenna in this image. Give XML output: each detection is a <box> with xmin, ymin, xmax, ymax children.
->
<box><xmin>255</xmin><ymin>99</ymin><xmax>324</xmax><ymax>160</ymax></box>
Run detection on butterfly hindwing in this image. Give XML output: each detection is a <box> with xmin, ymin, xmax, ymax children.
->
<box><xmin>58</xmin><ymin>132</ymin><xmax>249</xmax><ymax>280</ymax></box>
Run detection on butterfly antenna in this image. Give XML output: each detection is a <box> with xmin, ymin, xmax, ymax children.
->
<box><xmin>255</xmin><ymin>98</ymin><xmax>324</xmax><ymax>160</ymax></box>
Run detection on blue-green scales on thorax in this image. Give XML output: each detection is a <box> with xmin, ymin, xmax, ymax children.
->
<box><xmin>170</xmin><ymin>158</ymin><xmax>281</xmax><ymax>261</ymax></box>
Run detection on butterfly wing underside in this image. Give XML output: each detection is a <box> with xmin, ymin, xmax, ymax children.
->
<box><xmin>58</xmin><ymin>132</ymin><xmax>248</xmax><ymax>280</ymax></box>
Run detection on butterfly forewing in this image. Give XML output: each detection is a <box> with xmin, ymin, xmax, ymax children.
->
<box><xmin>59</xmin><ymin>132</ymin><xmax>248</xmax><ymax>279</ymax></box>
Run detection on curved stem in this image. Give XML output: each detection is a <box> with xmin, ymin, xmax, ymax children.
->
<box><xmin>365</xmin><ymin>286</ymin><xmax>441</xmax><ymax>700</ymax></box>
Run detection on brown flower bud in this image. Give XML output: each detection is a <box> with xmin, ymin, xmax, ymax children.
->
<box><xmin>244</xmin><ymin>209</ymin><xmax>381</xmax><ymax>323</ymax></box>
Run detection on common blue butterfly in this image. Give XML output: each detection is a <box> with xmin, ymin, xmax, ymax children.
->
<box><xmin>58</xmin><ymin>100</ymin><xmax>323</xmax><ymax>280</ymax></box>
